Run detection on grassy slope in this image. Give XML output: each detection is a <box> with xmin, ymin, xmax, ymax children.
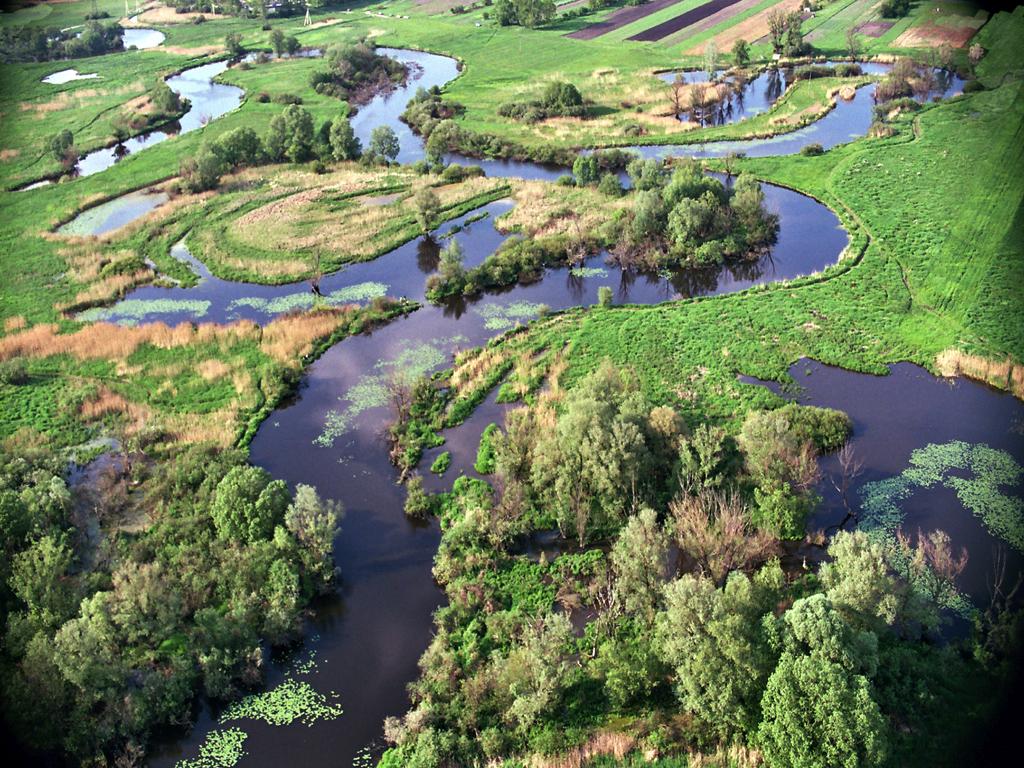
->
<box><xmin>469</xmin><ymin>78</ymin><xmax>1024</xmax><ymax>426</ymax></box>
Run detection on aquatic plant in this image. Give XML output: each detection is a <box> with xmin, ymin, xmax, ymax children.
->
<box><xmin>569</xmin><ymin>266</ymin><xmax>609</xmax><ymax>279</ymax></box>
<box><xmin>315</xmin><ymin>336</ymin><xmax>469</xmax><ymax>447</ymax></box>
<box><xmin>229</xmin><ymin>282</ymin><xmax>389</xmax><ymax>315</ymax></box>
<box><xmin>431</xmin><ymin>451</ymin><xmax>451</xmax><ymax>474</ymax></box>
<box><xmin>78</xmin><ymin>298</ymin><xmax>211</xmax><ymax>323</ymax></box>
<box><xmin>176</xmin><ymin>728</ymin><xmax>247</xmax><ymax>768</ymax></box>
<box><xmin>476</xmin><ymin>301</ymin><xmax>547</xmax><ymax>331</ymax></box>
<box><xmin>220</xmin><ymin>678</ymin><xmax>343</xmax><ymax>727</ymax></box>
<box><xmin>859</xmin><ymin>440</ymin><xmax>1024</xmax><ymax>552</ymax></box>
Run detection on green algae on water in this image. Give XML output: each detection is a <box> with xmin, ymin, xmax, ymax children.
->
<box><xmin>229</xmin><ymin>282</ymin><xmax>389</xmax><ymax>315</ymax></box>
<box><xmin>477</xmin><ymin>301</ymin><xmax>546</xmax><ymax>331</ymax></box>
<box><xmin>78</xmin><ymin>298</ymin><xmax>211</xmax><ymax>323</ymax></box>
<box><xmin>220</xmin><ymin>678</ymin><xmax>343</xmax><ymax>727</ymax></box>
<box><xmin>569</xmin><ymin>266</ymin><xmax>608</xmax><ymax>279</ymax></box>
<box><xmin>175</xmin><ymin>728</ymin><xmax>247</xmax><ymax>768</ymax></box>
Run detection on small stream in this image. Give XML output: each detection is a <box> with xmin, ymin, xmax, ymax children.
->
<box><xmin>48</xmin><ymin>45</ymin><xmax>1015</xmax><ymax>768</ymax></box>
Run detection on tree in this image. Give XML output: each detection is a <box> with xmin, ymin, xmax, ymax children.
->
<box><xmin>262</xmin><ymin>559</ymin><xmax>300</xmax><ymax>642</ymax></box>
<box><xmin>48</xmin><ymin>129</ymin><xmax>77</xmax><ymax>169</ymax></box>
<box><xmin>210</xmin><ymin>465</ymin><xmax>290</xmax><ymax>542</ymax></box>
<box><xmin>270</xmin><ymin>28</ymin><xmax>286</xmax><ymax>57</ymax></box>
<box><xmin>151</xmin><ymin>79</ymin><xmax>183</xmax><ymax>115</ymax></box>
<box><xmin>597</xmin><ymin>172</ymin><xmax>622</xmax><ymax>197</ymax></box>
<box><xmin>180</xmin><ymin>141</ymin><xmax>228</xmax><ymax>192</ymax></box>
<box><xmin>368</xmin><ymin>125</ymin><xmax>400</xmax><ymax>163</ymax></box>
<box><xmin>671</xmin><ymin>489</ymin><xmax>777</xmax><ymax>585</ymax></box>
<box><xmin>425</xmin><ymin>119</ymin><xmax>460</xmax><ymax>166</ymax></box>
<box><xmin>732</xmin><ymin>38</ymin><xmax>750</xmax><ymax>66</ymax></box>
<box><xmin>767</xmin><ymin>8</ymin><xmax>787</xmax><ymax>53</ymax></box>
<box><xmin>669</xmin><ymin>73</ymin><xmax>687</xmax><ymax>118</ymax></box>
<box><xmin>846</xmin><ymin>27</ymin><xmax>861</xmax><ymax>60</ymax></box>
<box><xmin>437</xmin><ymin>238</ymin><xmax>466</xmax><ymax>283</ymax></box>
<box><xmin>968</xmin><ymin>43</ymin><xmax>985</xmax><ymax>73</ymax></box>
<box><xmin>530</xmin><ymin>362</ymin><xmax>653</xmax><ymax>544</ymax></box>
<box><xmin>783</xmin><ymin>11</ymin><xmax>805</xmax><ymax>57</ymax></box>
<box><xmin>10</xmin><ymin>534</ymin><xmax>77</xmax><ymax>633</ymax></box>
<box><xmin>214</xmin><ymin>126</ymin><xmax>263</xmax><ymax>167</ymax></box>
<box><xmin>284</xmin><ymin>35</ymin><xmax>301</xmax><ymax>56</ymax></box>
<box><xmin>412</xmin><ymin>187</ymin><xmax>441</xmax><ymax>234</ymax></box>
<box><xmin>283</xmin><ymin>104</ymin><xmax>315</xmax><ymax>163</ymax></box>
<box><xmin>597</xmin><ymin>285</ymin><xmax>613</xmax><ymax>308</ymax></box>
<box><xmin>758</xmin><ymin>595</ymin><xmax>888</xmax><ymax>768</ymax></box>
<box><xmin>265</xmin><ymin>113</ymin><xmax>288</xmax><ymax>161</ymax></box>
<box><xmin>657</xmin><ymin>567</ymin><xmax>781</xmax><ymax>737</ymax></box>
<box><xmin>703</xmin><ymin>40</ymin><xmax>718</xmax><ymax>78</ymax></box>
<box><xmin>738</xmin><ymin>409</ymin><xmax>820</xmax><ymax>538</ymax></box>
<box><xmin>225</xmin><ymin>32</ymin><xmax>244</xmax><ymax>58</ymax></box>
<box><xmin>285</xmin><ymin>484</ymin><xmax>342</xmax><ymax>590</ymax></box>
<box><xmin>329</xmin><ymin>114</ymin><xmax>361</xmax><ymax>161</ymax></box>
<box><xmin>572</xmin><ymin>154</ymin><xmax>600</xmax><ymax>186</ymax></box>
<box><xmin>610</xmin><ymin>507</ymin><xmax>670</xmax><ymax>620</ymax></box>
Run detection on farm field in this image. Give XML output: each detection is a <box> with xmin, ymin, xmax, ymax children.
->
<box><xmin>0</xmin><ymin>2</ymin><xmax>1022</xmax><ymax>768</ymax></box>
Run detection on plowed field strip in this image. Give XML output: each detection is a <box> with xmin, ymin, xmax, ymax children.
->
<box><xmin>627</xmin><ymin>0</ymin><xmax>746</xmax><ymax>42</ymax></box>
<box><xmin>565</xmin><ymin>0</ymin><xmax>686</xmax><ymax>40</ymax></box>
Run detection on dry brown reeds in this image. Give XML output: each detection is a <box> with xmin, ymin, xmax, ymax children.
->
<box><xmin>527</xmin><ymin>731</ymin><xmax>635</xmax><ymax>768</ymax></box>
<box><xmin>260</xmin><ymin>309</ymin><xmax>349</xmax><ymax>363</ymax></box>
<box><xmin>0</xmin><ymin>320</ymin><xmax>259</xmax><ymax>363</ymax></box>
<box><xmin>936</xmin><ymin>348</ymin><xmax>1024</xmax><ymax>399</ymax></box>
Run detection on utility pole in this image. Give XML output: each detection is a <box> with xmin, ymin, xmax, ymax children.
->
<box><xmin>304</xmin><ymin>2</ymin><xmax>312</xmax><ymax>26</ymax></box>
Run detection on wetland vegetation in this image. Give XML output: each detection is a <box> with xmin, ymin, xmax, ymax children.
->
<box><xmin>0</xmin><ymin>1</ymin><xmax>1022</xmax><ymax>767</ymax></box>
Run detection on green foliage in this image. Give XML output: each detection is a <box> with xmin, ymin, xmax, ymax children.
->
<box><xmin>219</xmin><ymin>678</ymin><xmax>343</xmax><ymax>726</ymax></box>
<box><xmin>210</xmin><ymin>465</ymin><xmax>290</xmax><ymax>543</ymax></box>
<box><xmin>474</xmin><ymin>423</ymin><xmax>499</xmax><ymax>475</ymax></box>
<box><xmin>329</xmin><ymin>114</ymin><xmax>361</xmax><ymax>161</ymax></box>
<box><xmin>430</xmin><ymin>451</ymin><xmax>452</xmax><ymax>475</ymax></box>
<box><xmin>367</xmin><ymin>125</ymin><xmax>400</xmax><ymax>164</ymax></box>
<box><xmin>180</xmin><ymin>141</ymin><xmax>228</xmax><ymax>193</ymax></box>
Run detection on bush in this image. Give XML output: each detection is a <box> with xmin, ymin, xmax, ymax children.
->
<box><xmin>0</xmin><ymin>358</ymin><xmax>28</xmax><ymax>385</ymax></box>
<box><xmin>800</xmin><ymin>143</ymin><xmax>824</xmax><ymax>156</ymax></box>
<box><xmin>598</xmin><ymin>173</ymin><xmax>623</xmax><ymax>197</ymax></box>
<box><xmin>963</xmin><ymin>79</ymin><xmax>985</xmax><ymax>93</ymax></box>
<box><xmin>404</xmin><ymin>475</ymin><xmax>433</xmax><ymax>519</ymax></box>
<box><xmin>597</xmin><ymin>286</ymin><xmax>613</xmax><ymax>307</ymax></box>
<box><xmin>475</xmin><ymin>424</ymin><xmax>499</xmax><ymax>474</ymax></box>
<box><xmin>430</xmin><ymin>451</ymin><xmax>452</xmax><ymax>475</ymax></box>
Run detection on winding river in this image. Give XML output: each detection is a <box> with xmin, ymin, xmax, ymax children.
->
<box><xmin>48</xmin><ymin>46</ymin><xmax>1017</xmax><ymax>767</ymax></box>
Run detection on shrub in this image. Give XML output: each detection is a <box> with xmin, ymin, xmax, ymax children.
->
<box><xmin>800</xmin><ymin>143</ymin><xmax>825</xmax><ymax>156</ymax></box>
<box><xmin>430</xmin><ymin>451</ymin><xmax>452</xmax><ymax>475</ymax></box>
<box><xmin>0</xmin><ymin>358</ymin><xmax>28</xmax><ymax>385</ymax></box>
<box><xmin>597</xmin><ymin>286</ymin><xmax>613</xmax><ymax>307</ymax></box>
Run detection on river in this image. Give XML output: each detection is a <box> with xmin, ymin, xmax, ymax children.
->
<box><xmin>45</xmin><ymin>45</ymin><xmax>1017</xmax><ymax>768</ymax></box>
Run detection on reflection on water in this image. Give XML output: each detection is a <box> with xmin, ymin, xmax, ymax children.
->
<box><xmin>742</xmin><ymin>359</ymin><xmax>1024</xmax><ymax>605</ymax></box>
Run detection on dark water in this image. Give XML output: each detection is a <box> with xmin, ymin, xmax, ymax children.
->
<box><xmin>63</xmin><ymin>47</ymin><xmax>1008</xmax><ymax>768</ymax></box>
<box><xmin>742</xmin><ymin>360</ymin><xmax>1024</xmax><ymax>604</ymax></box>
<box><xmin>66</xmin><ymin>178</ymin><xmax>846</xmax><ymax>326</ymax></box>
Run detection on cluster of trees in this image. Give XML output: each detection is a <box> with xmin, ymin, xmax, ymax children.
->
<box><xmin>880</xmin><ymin>0</ymin><xmax>911</xmax><ymax>18</ymax></box>
<box><xmin>874</xmin><ymin>57</ymin><xmax>946</xmax><ymax>103</ymax></box>
<box><xmin>498</xmin><ymin>81</ymin><xmax>587</xmax><ymax>123</ymax></box>
<box><xmin>495</xmin><ymin>0</ymin><xmax>557</xmax><ymax>28</ymax></box>
<box><xmin>767</xmin><ymin>8</ymin><xmax>809</xmax><ymax>58</ymax></box>
<box><xmin>309</xmin><ymin>40</ymin><xmax>407</xmax><ymax>103</ymax></box>
<box><xmin>0</xmin><ymin>434</ymin><xmax>341</xmax><ymax>763</ymax></box>
<box><xmin>403</xmin><ymin>89</ymin><xmax>580</xmax><ymax>167</ymax></box>
<box><xmin>0</xmin><ymin>20</ymin><xmax>123</xmax><ymax>63</ymax></box>
<box><xmin>614</xmin><ymin>158</ymin><xmax>780</xmax><ymax>269</ymax></box>
<box><xmin>381</xmin><ymin>363</ymin><xmax>1009</xmax><ymax>766</ymax></box>
<box><xmin>178</xmin><ymin>106</ymin><xmax>400</xmax><ymax>192</ymax></box>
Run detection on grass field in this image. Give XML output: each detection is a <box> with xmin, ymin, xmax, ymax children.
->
<box><xmin>448</xmin><ymin>67</ymin><xmax>1024</xmax><ymax>426</ymax></box>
